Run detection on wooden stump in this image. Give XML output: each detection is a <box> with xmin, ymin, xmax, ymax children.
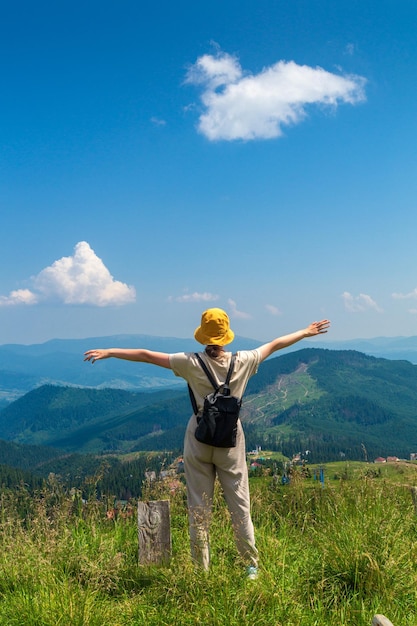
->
<box><xmin>372</xmin><ymin>615</ymin><xmax>394</xmax><ymax>626</ymax></box>
<box><xmin>137</xmin><ymin>500</ymin><xmax>171</xmax><ymax>565</ymax></box>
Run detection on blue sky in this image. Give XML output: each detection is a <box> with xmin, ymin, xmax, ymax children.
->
<box><xmin>1</xmin><ymin>0</ymin><xmax>417</xmax><ymax>345</ymax></box>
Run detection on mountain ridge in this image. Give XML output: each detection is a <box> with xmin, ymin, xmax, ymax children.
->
<box><xmin>0</xmin><ymin>334</ymin><xmax>261</xmax><ymax>403</ymax></box>
<box><xmin>2</xmin><ymin>333</ymin><xmax>417</xmax><ymax>406</ymax></box>
<box><xmin>1</xmin><ymin>347</ymin><xmax>417</xmax><ymax>463</ymax></box>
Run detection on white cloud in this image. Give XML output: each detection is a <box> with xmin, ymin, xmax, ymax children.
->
<box><xmin>341</xmin><ymin>291</ymin><xmax>383</xmax><ymax>313</ymax></box>
<box><xmin>392</xmin><ymin>289</ymin><xmax>417</xmax><ymax>315</ymax></box>
<box><xmin>169</xmin><ymin>291</ymin><xmax>219</xmax><ymax>303</ymax></box>
<box><xmin>0</xmin><ymin>289</ymin><xmax>38</xmax><ymax>307</ymax></box>
<box><xmin>265</xmin><ymin>304</ymin><xmax>282</xmax><ymax>316</ymax></box>
<box><xmin>392</xmin><ymin>288</ymin><xmax>417</xmax><ymax>300</ymax></box>
<box><xmin>185</xmin><ymin>50</ymin><xmax>366</xmax><ymax>141</ymax></box>
<box><xmin>150</xmin><ymin>116</ymin><xmax>166</xmax><ymax>126</ymax></box>
<box><xmin>186</xmin><ymin>52</ymin><xmax>242</xmax><ymax>90</ymax></box>
<box><xmin>228</xmin><ymin>298</ymin><xmax>251</xmax><ymax>319</ymax></box>
<box><xmin>345</xmin><ymin>43</ymin><xmax>356</xmax><ymax>56</ymax></box>
<box><xmin>34</xmin><ymin>242</ymin><xmax>136</xmax><ymax>306</ymax></box>
<box><xmin>0</xmin><ymin>242</ymin><xmax>136</xmax><ymax>307</ymax></box>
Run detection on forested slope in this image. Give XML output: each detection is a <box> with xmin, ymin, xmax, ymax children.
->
<box><xmin>1</xmin><ymin>348</ymin><xmax>417</xmax><ymax>462</ymax></box>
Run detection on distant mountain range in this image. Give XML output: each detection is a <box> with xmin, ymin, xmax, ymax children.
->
<box><xmin>314</xmin><ymin>335</ymin><xmax>417</xmax><ymax>363</ymax></box>
<box><xmin>0</xmin><ymin>334</ymin><xmax>261</xmax><ymax>405</ymax></box>
<box><xmin>1</xmin><ymin>333</ymin><xmax>417</xmax><ymax>406</ymax></box>
<box><xmin>1</xmin><ymin>348</ymin><xmax>417</xmax><ymax>466</ymax></box>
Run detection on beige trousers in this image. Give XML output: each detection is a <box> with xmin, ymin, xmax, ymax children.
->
<box><xmin>183</xmin><ymin>415</ymin><xmax>258</xmax><ymax>570</ymax></box>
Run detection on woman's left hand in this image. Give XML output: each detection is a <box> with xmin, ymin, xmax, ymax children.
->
<box><xmin>305</xmin><ymin>320</ymin><xmax>331</xmax><ymax>336</ymax></box>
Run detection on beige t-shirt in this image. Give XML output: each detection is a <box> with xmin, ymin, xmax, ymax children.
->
<box><xmin>169</xmin><ymin>349</ymin><xmax>261</xmax><ymax>414</ymax></box>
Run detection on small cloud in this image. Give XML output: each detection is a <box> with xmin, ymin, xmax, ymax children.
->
<box><xmin>0</xmin><ymin>242</ymin><xmax>136</xmax><ymax>307</ymax></box>
<box><xmin>392</xmin><ymin>288</ymin><xmax>417</xmax><ymax>300</ymax></box>
<box><xmin>0</xmin><ymin>288</ymin><xmax>38</xmax><ymax>307</ymax></box>
<box><xmin>341</xmin><ymin>291</ymin><xmax>383</xmax><ymax>313</ymax></box>
<box><xmin>228</xmin><ymin>298</ymin><xmax>251</xmax><ymax>319</ymax></box>
<box><xmin>169</xmin><ymin>291</ymin><xmax>219</xmax><ymax>303</ymax></box>
<box><xmin>345</xmin><ymin>43</ymin><xmax>356</xmax><ymax>56</ymax></box>
<box><xmin>185</xmin><ymin>49</ymin><xmax>366</xmax><ymax>141</ymax></box>
<box><xmin>392</xmin><ymin>288</ymin><xmax>417</xmax><ymax>314</ymax></box>
<box><xmin>265</xmin><ymin>304</ymin><xmax>282</xmax><ymax>316</ymax></box>
<box><xmin>150</xmin><ymin>117</ymin><xmax>167</xmax><ymax>126</ymax></box>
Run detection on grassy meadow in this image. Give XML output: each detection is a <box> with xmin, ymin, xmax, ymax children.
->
<box><xmin>1</xmin><ymin>461</ymin><xmax>417</xmax><ymax>625</ymax></box>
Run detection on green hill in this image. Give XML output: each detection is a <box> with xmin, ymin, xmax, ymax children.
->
<box><xmin>242</xmin><ymin>348</ymin><xmax>417</xmax><ymax>460</ymax></box>
<box><xmin>0</xmin><ymin>438</ymin><xmax>65</xmax><ymax>471</ymax></box>
<box><xmin>1</xmin><ymin>348</ymin><xmax>417</xmax><ymax>461</ymax></box>
<box><xmin>0</xmin><ymin>385</ymin><xmax>188</xmax><ymax>452</ymax></box>
<box><xmin>0</xmin><ymin>432</ymin><xmax>178</xmax><ymax>501</ymax></box>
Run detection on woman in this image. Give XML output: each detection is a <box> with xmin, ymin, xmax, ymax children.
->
<box><xmin>84</xmin><ymin>308</ymin><xmax>330</xmax><ymax>578</ymax></box>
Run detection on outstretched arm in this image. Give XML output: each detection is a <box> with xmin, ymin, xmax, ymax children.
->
<box><xmin>84</xmin><ymin>348</ymin><xmax>172</xmax><ymax>369</ymax></box>
<box><xmin>258</xmin><ymin>319</ymin><xmax>330</xmax><ymax>362</ymax></box>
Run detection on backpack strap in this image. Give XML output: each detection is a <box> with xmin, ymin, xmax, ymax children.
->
<box><xmin>195</xmin><ymin>353</ymin><xmax>235</xmax><ymax>393</ymax></box>
<box><xmin>225</xmin><ymin>354</ymin><xmax>235</xmax><ymax>387</ymax></box>
<box><xmin>188</xmin><ymin>384</ymin><xmax>198</xmax><ymax>415</ymax></box>
<box><xmin>195</xmin><ymin>353</ymin><xmax>219</xmax><ymax>391</ymax></box>
<box><xmin>188</xmin><ymin>353</ymin><xmax>236</xmax><ymax>415</ymax></box>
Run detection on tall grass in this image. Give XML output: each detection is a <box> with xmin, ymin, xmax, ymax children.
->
<box><xmin>0</xmin><ymin>466</ymin><xmax>416</xmax><ymax>625</ymax></box>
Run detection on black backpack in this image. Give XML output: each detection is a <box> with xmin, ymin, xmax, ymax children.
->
<box><xmin>188</xmin><ymin>353</ymin><xmax>241</xmax><ymax>448</ymax></box>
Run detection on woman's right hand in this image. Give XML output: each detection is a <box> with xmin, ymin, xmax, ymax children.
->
<box><xmin>304</xmin><ymin>320</ymin><xmax>331</xmax><ymax>337</ymax></box>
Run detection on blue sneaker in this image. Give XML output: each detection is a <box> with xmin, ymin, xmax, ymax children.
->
<box><xmin>246</xmin><ymin>566</ymin><xmax>258</xmax><ymax>580</ymax></box>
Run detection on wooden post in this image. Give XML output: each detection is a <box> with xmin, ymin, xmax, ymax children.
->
<box><xmin>372</xmin><ymin>615</ymin><xmax>394</xmax><ymax>626</ymax></box>
<box><xmin>137</xmin><ymin>500</ymin><xmax>171</xmax><ymax>565</ymax></box>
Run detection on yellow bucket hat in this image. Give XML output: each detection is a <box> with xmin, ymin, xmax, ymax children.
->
<box><xmin>194</xmin><ymin>308</ymin><xmax>235</xmax><ymax>346</ymax></box>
